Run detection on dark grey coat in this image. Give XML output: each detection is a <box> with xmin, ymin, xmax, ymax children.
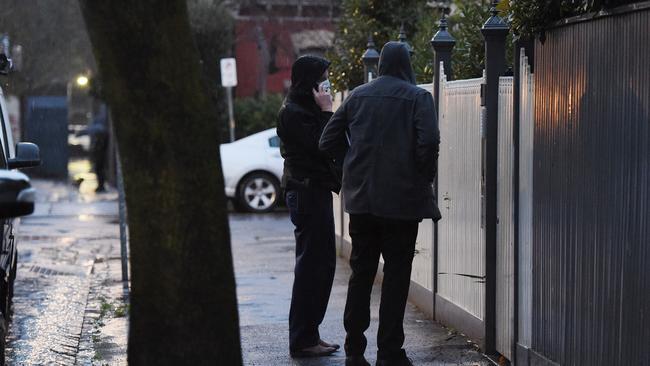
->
<box><xmin>319</xmin><ymin>42</ymin><xmax>441</xmax><ymax>221</ymax></box>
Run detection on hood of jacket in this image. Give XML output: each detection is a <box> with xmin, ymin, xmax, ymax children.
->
<box><xmin>286</xmin><ymin>55</ymin><xmax>330</xmax><ymax>110</ymax></box>
<box><xmin>378</xmin><ymin>41</ymin><xmax>416</xmax><ymax>85</ymax></box>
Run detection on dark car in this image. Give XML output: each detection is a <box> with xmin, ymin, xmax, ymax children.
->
<box><xmin>0</xmin><ymin>83</ymin><xmax>40</xmax><ymax>361</ymax></box>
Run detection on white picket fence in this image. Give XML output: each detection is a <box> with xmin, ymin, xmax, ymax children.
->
<box><xmin>436</xmin><ymin>66</ymin><xmax>486</xmax><ymax>325</ymax></box>
<box><xmin>496</xmin><ymin>75</ymin><xmax>515</xmax><ymax>360</ymax></box>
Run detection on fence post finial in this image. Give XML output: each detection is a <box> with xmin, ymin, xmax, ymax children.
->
<box><xmin>431</xmin><ymin>13</ymin><xmax>456</xmax><ymax>82</ymax></box>
<box><xmin>483</xmin><ymin>0</ymin><xmax>508</xmax><ymax>30</ymax></box>
<box><xmin>366</xmin><ymin>34</ymin><xmax>377</xmax><ymax>50</ymax></box>
<box><xmin>398</xmin><ymin>23</ymin><xmax>407</xmax><ymax>43</ymax></box>
<box><xmin>490</xmin><ymin>0</ymin><xmax>499</xmax><ymax>16</ymax></box>
<box><xmin>397</xmin><ymin>23</ymin><xmax>414</xmax><ymax>56</ymax></box>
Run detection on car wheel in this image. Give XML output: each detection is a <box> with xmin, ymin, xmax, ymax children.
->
<box><xmin>0</xmin><ymin>316</ymin><xmax>5</xmax><ymax>366</ymax></box>
<box><xmin>237</xmin><ymin>172</ymin><xmax>280</xmax><ymax>213</ymax></box>
<box><xmin>0</xmin><ymin>279</ymin><xmax>7</xmax><ymax>324</ymax></box>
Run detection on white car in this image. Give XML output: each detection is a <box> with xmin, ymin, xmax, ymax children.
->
<box><xmin>220</xmin><ymin>128</ymin><xmax>284</xmax><ymax>213</ymax></box>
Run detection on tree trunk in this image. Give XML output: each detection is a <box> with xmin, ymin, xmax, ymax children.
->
<box><xmin>78</xmin><ymin>2</ymin><xmax>242</xmax><ymax>364</ymax></box>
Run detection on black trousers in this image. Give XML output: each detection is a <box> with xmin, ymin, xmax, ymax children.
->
<box><xmin>91</xmin><ymin>135</ymin><xmax>108</xmax><ymax>190</ymax></box>
<box><xmin>286</xmin><ymin>187</ymin><xmax>336</xmax><ymax>352</ymax></box>
<box><xmin>344</xmin><ymin>214</ymin><xmax>419</xmax><ymax>360</ymax></box>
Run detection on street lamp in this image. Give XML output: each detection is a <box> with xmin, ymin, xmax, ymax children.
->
<box><xmin>362</xmin><ymin>34</ymin><xmax>380</xmax><ymax>83</ymax></box>
<box><xmin>76</xmin><ymin>75</ymin><xmax>89</xmax><ymax>87</ymax></box>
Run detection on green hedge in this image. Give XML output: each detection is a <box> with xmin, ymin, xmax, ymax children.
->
<box><xmin>327</xmin><ymin>0</ymin><xmax>443</xmax><ymax>91</ymax></box>
<box><xmin>508</xmin><ymin>0</ymin><xmax>643</xmax><ymax>38</ymax></box>
<box><xmin>230</xmin><ymin>94</ymin><xmax>284</xmax><ymax>140</ymax></box>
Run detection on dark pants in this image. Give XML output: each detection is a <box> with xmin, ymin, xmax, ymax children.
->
<box><xmin>286</xmin><ymin>187</ymin><xmax>336</xmax><ymax>352</ymax></box>
<box><xmin>93</xmin><ymin>153</ymin><xmax>106</xmax><ymax>190</ymax></box>
<box><xmin>91</xmin><ymin>135</ymin><xmax>108</xmax><ymax>190</ymax></box>
<box><xmin>344</xmin><ymin>214</ymin><xmax>419</xmax><ymax>360</ymax></box>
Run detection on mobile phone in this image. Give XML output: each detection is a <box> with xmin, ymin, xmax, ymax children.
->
<box><xmin>319</xmin><ymin>80</ymin><xmax>331</xmax><ymax>94</ymax></box>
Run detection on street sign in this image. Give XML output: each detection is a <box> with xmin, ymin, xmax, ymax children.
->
<box><xmin>220</xmin><ymin>58</ymin><xmax>238</xmax><ymax>87</ymax></box>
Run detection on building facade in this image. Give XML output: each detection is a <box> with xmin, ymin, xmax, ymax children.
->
<box><xmin>226</xmin><ymin>0</ymin><xmax>341</xmax><ymax>97</ymax></box>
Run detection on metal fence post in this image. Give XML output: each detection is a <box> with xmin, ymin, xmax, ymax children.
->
<box><xmin>430</xmin><ymin>14</ymin><xmax>455</xmax><ymax>320</ymax></box>
<box><xmin>432</xmin><ymin>15</ymin><xmax>456</xmax><ymax>101</ymax></box>
<box><xmin>481</xmin><ymin>0</ymin><xmax>509</xmax><ymax>355</ymax></box>
<box><xmin>362</xmin><ymin>35</ymin><xmax>380</xmax><ymax>83</ymax></box>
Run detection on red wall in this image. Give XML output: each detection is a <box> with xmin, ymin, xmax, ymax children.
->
<box><xmin>234</xmin><ymin>19</ymin><xmax>335</xmax><ymax>98</ymax></box>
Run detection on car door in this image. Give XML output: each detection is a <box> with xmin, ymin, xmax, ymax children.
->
<box><xmin>0</xmin><ymin>90</ymin><xmax>13</xmax><ymax>278</ymax></box>
<box><xmin>0</xmin><ymin>88</ymin><xmax>14</xmax><ymax>159</ymax></box>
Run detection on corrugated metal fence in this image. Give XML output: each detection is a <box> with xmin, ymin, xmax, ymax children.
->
<box><xmin>531</xmin><ymin>6</ymin><xmax>650</xmax><ymax>365</ymax></box>
<box><xmin>518</xmin><ymin>50</ymin><xmax>535</xmax><ymax>355</ymax></box>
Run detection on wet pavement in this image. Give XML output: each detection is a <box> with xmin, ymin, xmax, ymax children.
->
<box><xmin>4</xmin><ymin>179</ymin><xmax>128</xmax><ymax>365</ymax></box>
<box><xmin>4</xmin><ymin>177</ymin><xmax>490</xmax><ymax>365</ymax></box>
<box><xmin>232</xmin><ymin>213</ymin><xmax>491</xmax><ymax>366</ymax></box>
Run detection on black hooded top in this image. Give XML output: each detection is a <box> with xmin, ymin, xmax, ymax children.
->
<box><xmin>319</xmin><ymin>41</ymin><xmax>442</xmax><ymax>221</ymax></box>
<box><xmin>276</xmin><ymin>55</ymin><xmax>342</xmax><ymax>193</ymax></box>
<box><xmin>286</xmin><ymin>55</ymin><xmax>330</xmax><ymax>111</ymax></box>
<box><xmin>378</xmin><ymin>41</ymin><xmax>416</xmax><ymax>84</ymax></box>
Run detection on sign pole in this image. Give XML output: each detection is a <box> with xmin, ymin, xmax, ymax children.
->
<box><xmin>220</xmin><ymin>57</ymin><xmax>238</xmax><ymax>142</ymax></box>
<box><xmin>227</xmin><ymin>86</ymin><xmax>235</xmax><ymax>142</ymax></box>
<box><xmin>115</xmin><ymin>137</ymin><xmax>129</xmax><ymax>291</ymax></box>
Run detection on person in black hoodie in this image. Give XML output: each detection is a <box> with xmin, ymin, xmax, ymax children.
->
<box><xmin>276</xmin><ymin>55</ymin><xmax>343</xmax><ymax>358</ymax></box>
<box><xmin>320</xmin><ymin>42</ymin><xmax>441</xmax><ymax>366</ymax></box>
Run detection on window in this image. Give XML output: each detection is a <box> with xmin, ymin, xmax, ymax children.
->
<box><xmin>268</xmin><ymin>136</ymin><xmax>281</xmax><ymax>148</ymax></box>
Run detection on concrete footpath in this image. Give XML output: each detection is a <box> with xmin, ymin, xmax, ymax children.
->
<box><xmin>5</xmin><ymin>180</ymin><xmax>128</xmax><ymax>365</ymax></box>
<box><xmin>233</xmin><ymin>213</ymin><xmax>490</xmax><ymax>366</ymax></box>
<box><xmin>4</xmin><ymin>178</ymin><xmax>489</xmax><ymax>365</ymax></box>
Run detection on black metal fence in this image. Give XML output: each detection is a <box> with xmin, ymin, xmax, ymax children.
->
<box><xmin>531</xmin><ymin>4</ymin><xmax>650</xmax><ymax>365</ymax></box>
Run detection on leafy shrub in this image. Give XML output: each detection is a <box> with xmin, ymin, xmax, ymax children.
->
<box><xmin>327</xmin><ymin>0</ymin><xmax>443</xmax><ymax>91</ymax></box>
<box><xmin>446</xmin><ymin>0</ymin><xmax>513</xmax><ymax>79</ymax></box>
<box><xmin>448</xmin><ymin>0</ymin><xmax>492</xmax><ymax>79</ymax></box>
<box><xmin>328</xmin><ymin>0</ymin><xmax>515</xmax><ymax>86</ymax></box>
<box><xmin>230</xmin><ymin>94</ymin><xmax>284</xmax><ymax>140</ymax></box>
<box><xmin>507</xmin><ymin>0</ymin><xmax>643</xmax><ymax>38</ymax></box>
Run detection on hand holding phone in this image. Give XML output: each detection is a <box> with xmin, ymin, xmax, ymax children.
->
<box><xmin>313</xmin><ymin>81</ymin><xmax>333</xmax><ymax>112</ymax></box>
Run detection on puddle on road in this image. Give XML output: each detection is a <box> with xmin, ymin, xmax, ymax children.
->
<box><xmin>78</xmin><ymin>214</ymin><xmax>96</xmax><ymax>222</ymax></box>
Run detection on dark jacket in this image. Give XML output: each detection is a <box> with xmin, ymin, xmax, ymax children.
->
<box><xmin>319</xmin><ymin>42</ymin><xmax>441</xmax><ymax>221</ymax></box>
<box><xmin>277</xmin><ymin>55</ymin><xmax>342</xmax><ymax>193</ymax></box>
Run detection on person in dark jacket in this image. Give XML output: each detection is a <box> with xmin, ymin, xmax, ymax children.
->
<box><xmin>276</xmin><ymin>55</ymin><xmax>343</xmax><ymax>358</ymax></box>
<box><xmin>319</xmin><ymin>42</ymin><xmax>441</xmax><ymax>366</ymax></box>
<box><xmin>77</xmin><ymin>103</ymin><xmax>109</xmax><ymax>192</ymax></box>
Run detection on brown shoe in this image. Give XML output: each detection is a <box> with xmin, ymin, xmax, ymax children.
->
<box><xmin>319</xmin><ymin>339</ymin><xmax>341</xmax><ymax>350</ymax></box>
<box><xmin>290</xmin><ymin>344</ymin><xmax>337</xmax><ymax>358</ymax></box>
